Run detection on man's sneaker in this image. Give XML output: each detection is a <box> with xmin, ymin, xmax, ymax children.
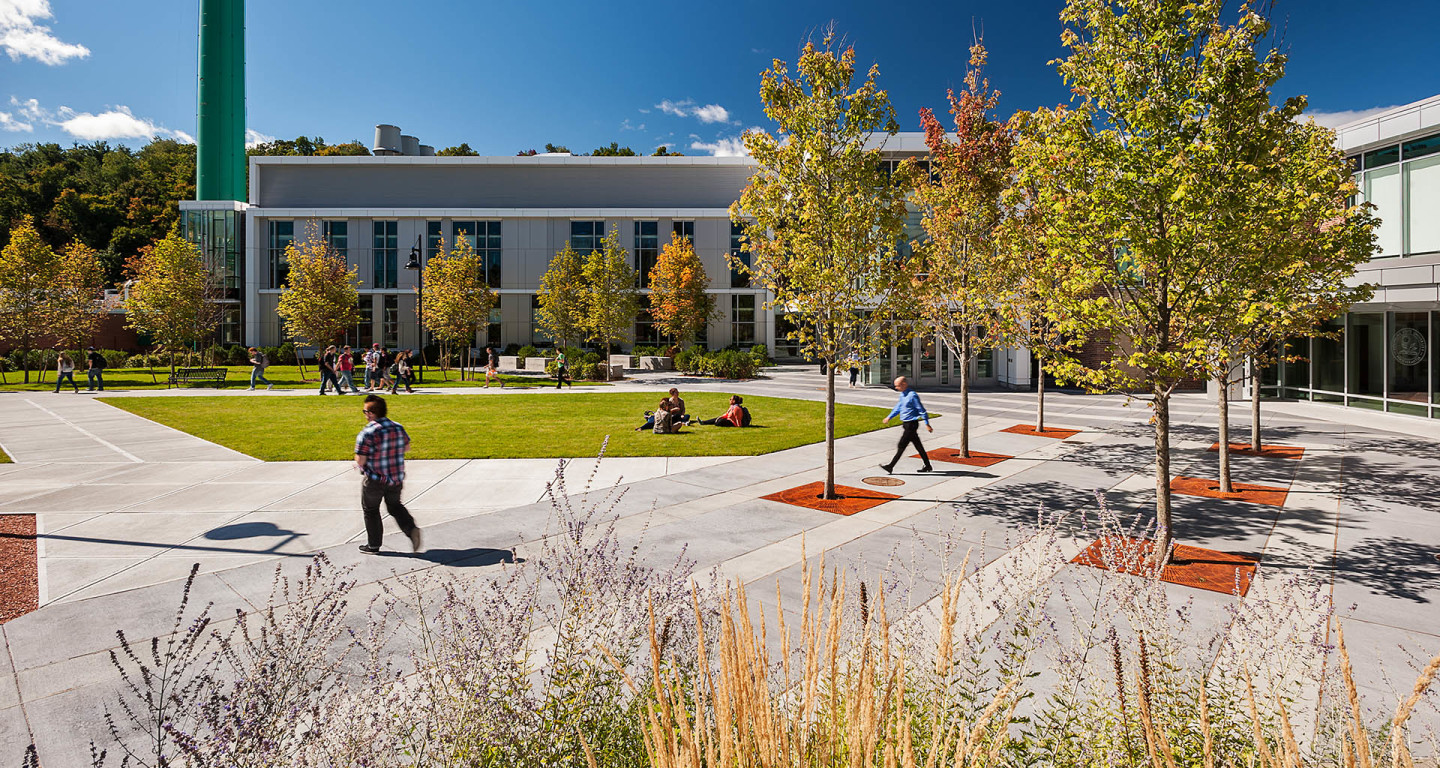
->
<box><xmin>408</xmin><ymin>528</ymin><xmax>424</xmax><ymax>553</ymax></box>
<box><xmin>358</xmin><ymin>544</ymin><xmax>380</xmax><ymax>555</ymax></box>
<box><xmin>246</xmin><ymin>386</ymin><xmax>255</xmax><ymax>391</ymax></box>
<box><xmin>880</xmin><ymin>463</ymin><xmax>894</xmax><ymax>475</ymax></box>
<box><xmin>267</xmin><ymin>384</ymin><xmax>274</xmax><ymax>391</ymax></box>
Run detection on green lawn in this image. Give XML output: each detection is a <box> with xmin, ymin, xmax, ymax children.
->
<box><xmin>0</xmin><ymin>365</ymin><xmax>576</xmax><ymax>392</ymax></box>
<box><xmin>99</xmin><ymin>392</ymin><xmax>895</xmax><ymax>460</ymax></box>
<box><xmin>0</xmin><ymin>446</ymin><xmax>10</xmax><ymax>463</ymax></box>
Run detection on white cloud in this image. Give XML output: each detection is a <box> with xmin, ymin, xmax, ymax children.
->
<box><xmin>1305</xmin><ymin>106</ymin><xmax>1398</xmax><ymax>129</ymax></box>
<box><xmin>692</xmin><ymin>104</ymin><xmax>730</xmax><ymax>124</ymax></box>
<box><xmin>690</xmin><ymin>128</ymin><xmax>763</xmax><ymax>157</ymax></box>
<box><xmin>7</xmin><ymin>96</ymin><xmax>191</xmax><ymax>142</ymax></box>
<box><xmin>657</xmin><ymin>98</ymin><xmax>735</xmax><ymax>124</ymax></box>
<box><xmin>0</xmin><ymin>0</ymin><xmax>89</xmax><ymax>65</ymax></box>
<box><xmin>620</xmin><ymin>118</ymin><xmax>645</xmax><ymax>132</ymax></box>
<box><xmin>173</xmin><ymin>130</ymin><xmax>194</xmax><ymax>144</ymax></box>
<box><xmin>0</xmin><ymin>110</ymin><xmax>31</xmax><ymax>131</ymax></box>
<box><xmin>245</xmin><ymin>128</ymin><xmax>275</xmax><ymax>148</ymax></box>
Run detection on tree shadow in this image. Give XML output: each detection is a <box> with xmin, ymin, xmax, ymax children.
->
<box><xmin>1334</xmin><ymin>536</ymin><xmax>1440</xmax><ymax>603</ymax></box>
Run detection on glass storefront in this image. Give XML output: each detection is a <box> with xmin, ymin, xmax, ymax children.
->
<box><xmin>1274</xmin><ymin>310</ymin><xmax>1437</xmax><ymax>418</ymax></box>
<box><xmin>180</xmin><ymin>208</ymin><xmax>244</xmax><ymax>346</ymax></box>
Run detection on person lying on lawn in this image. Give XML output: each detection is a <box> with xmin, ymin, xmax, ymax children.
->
<box><xmin>698</xmin><ymin>395</ymin><xmax>747</xmax><ymax>427</ymax></box>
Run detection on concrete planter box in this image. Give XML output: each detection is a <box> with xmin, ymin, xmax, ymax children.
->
<box><xmin>525</xmin><ymin>356</ymin><xmax>554</xmax><ymax>372</ymax></box>
<box><xmin>639</xmin><ymin>356</ymin><xmax>673</xmax><ymax>371</ymax></box>
<box><xmin>595</xmin><ymin>362</ymin><xmax>622</xmax><ymax>381</ymax></box>
<box><xmin>498</xmin><ymin>355</ymin><xmax>519</xmax><ymax>370</ymax></box>
<box><xmin>608</xmin><ymin>354</ymin><xmax>635</xmax><ymax>371</ymax></box>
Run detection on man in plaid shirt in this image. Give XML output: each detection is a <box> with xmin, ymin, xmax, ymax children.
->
<box><xmin>354</xmin><ymin>394</ymin><xmax>423</xmax><ymax>554</ymax></box>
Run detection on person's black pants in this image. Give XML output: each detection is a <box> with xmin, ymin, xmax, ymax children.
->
<box><xmin>319</xmin><ymin>369</ymin><xmax>339</xmax><ymax>394</ymax></box>
<box><xmin>361</xmin><ymin>477</ymin><xmax>417</xmax><ymax>548</ymax></box>
<box><xmin>555</xmin><ymin>365</ymin><xmax>571</xmax><ymax>388</ymax></box>
<box><xmin>888</xmin><ymin>419</ymin><xmax>931</xmax><ymax>468</ymax></box>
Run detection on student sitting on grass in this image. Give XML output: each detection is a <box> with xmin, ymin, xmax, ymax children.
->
<box><xmin>637</xmin><ymin>397</ymin><xmax>684</xmax><ymax>433</ymax></box>
<box><xmin>697</xmin><ymin>395</ymin><xmax>750</xmax><ymax>427</ymax></box>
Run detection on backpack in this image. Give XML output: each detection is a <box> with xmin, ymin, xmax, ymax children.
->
<box><xmin>739</xmin><ymin>406</ymin><xmax>752</xmax><ymax>428</ymax></box>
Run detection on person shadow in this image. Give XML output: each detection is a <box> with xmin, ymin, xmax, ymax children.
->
<box><xmin>380</xmin><ymin>547</ymin><xmax>522</xmax><ymax>567</ymax></box>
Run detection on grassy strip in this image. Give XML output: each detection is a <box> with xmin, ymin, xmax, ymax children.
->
<box><xmin>99</xmin><ymin>392</ymin><xmax>895</xmax><ymax>461</ymax></box>
<box><xmin>0</xmin><ymin>446</ymin><xmax>10</xmax><ymax>463</ymax></box>
<box><xmin>0</xmin><ymin>365</ymin><xmax>583</xmax><ymax>392</ymax></box>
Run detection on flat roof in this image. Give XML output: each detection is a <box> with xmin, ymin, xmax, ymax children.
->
<box><xmin>1331</xmin><ymin>93</ymin><xmax>1440</xmax><ymax>154</ymax></box>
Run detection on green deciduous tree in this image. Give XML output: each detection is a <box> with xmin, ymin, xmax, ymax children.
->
<box><xmin>49</xmin><ymin>240</ymin><xmax>107</xmax><ymax>353</ymax></box>
<box><xmin>536</xmin><ymin>243</ymin><xmax>588</xmax><ymax>350</ymax></box>
<box><xmin>0</xmin><ymin>217</ymin><xmax>60</xmax><ymax>382</ymax></box>
<box><xmin>276</xmin><ymin>231</ymin><xmax>362</xmax><ymax>370</ymax></box>
<box><xmin>440</xmin><ymin>144</ymin><xmax>481</xmax><ymax>157</ymax></box>
<box><xmin>910</xmin><ymin>41</ymin><xmax>1012</xmax><ymax>459</ymax></box>
<box><xmin>589</xmin><ymin>142</ymin><xmax>637</xmax><ymax>157</ymax></box>
<box><xmin>124</xmin><ymin>234</ymin><xmax>221</xmax><ymax>374</ymax></box>
<box><xmin>1202</xmin><ymin>115</ymin><xmax>1377</xmax><ymax>491</ymax></box>
<box><xmin>733</xmin><ymin>32</ymin><xmax>914</xmax><ymax>499</ymax></box>
<box><xmin>581</xmin><ymin>230</ymin><xmax>640</xmax><ymax>378</ymax></box>
<box><xmin>421</xmin><ymin>236</ymin><xmax>495</xmax><ymax>380</ymax></box>
<box><xmin>648</xmin><ymin>231</ymin><xmax>716</xmax><ymax>351</ymax></box>
<box><xmin>1011</xmin><ymin>0</ymin><xmax>1328</xmax><ymax>557</ymax></box>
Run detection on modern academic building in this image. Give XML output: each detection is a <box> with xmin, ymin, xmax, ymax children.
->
<box><xmin>1259</xmin><ymin>94</ymin><xmax>1440</xmax><ymax>418</ymax></box>
<box><xmin>180</xmin><ymin>131</ymin><xmax>1009</xmax><ymax>389</ymax></box>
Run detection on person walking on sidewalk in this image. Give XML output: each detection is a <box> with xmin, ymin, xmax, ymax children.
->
<box><xmin>318</xmin><ymin>345</ymin><xmax>341</xmax><ymax>395</ymax></box>
<box><xmin>363</xmin><ymin>343</ymin><xmax>383</xmax><ymax>391</ymax></box>
<box><xmin>85</xmin><ymin>347</ymin><xmax>106</xmax><ymax>391</ymax></box>
<box><xmin>554</xmin><ymin>350</ymin><xmax>573</xmax><ymax>389</ymax></box>
<box><xmin>880</xmin><ymin>376</ymin><xmax>934</xmax><ymax>474</ymax></box>
<box><xmin>354</xmin><ymin>394</ymin><xmax>422</xmax><ymax>554</ymax></box>
<box><xmin>54</xmin><ymin>353</ymin><xmax>79</xmax><ymax>393</ymax></box>
<box><xmin>337</xmin><ymin>345</ymin><xmax>361</xmax><ymax>393</ymax></box>
<box><xmin>389</xmin><ymin>350</ymin><xmax>415</xmax><ymax>394</ymax></box>
<box><xmin>247</xmin><ymin>347</ymin><xmax>274</xmax><ymax>390</ymax></box>
<box><xmin>484</xmin><ymin>346</ymin><xmax>503</xmax><ymax>388</ymax></box>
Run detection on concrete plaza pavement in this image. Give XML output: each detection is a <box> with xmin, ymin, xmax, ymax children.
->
<box><xmin>1</xmin><ymin>367</ymin><xmax>1438</xmax><ymax>765</ymax></box>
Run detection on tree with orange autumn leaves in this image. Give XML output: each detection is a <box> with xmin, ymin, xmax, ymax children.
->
<box><xmin>647</xmin><ymin>231</ymin><xmax>716</xmax><ymax>351</ymax></box>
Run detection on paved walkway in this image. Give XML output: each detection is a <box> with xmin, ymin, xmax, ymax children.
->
<box><xmin>1</xmin><ymin>369</ymin><xmax>1437</xmax><ymax>765</ymax></box>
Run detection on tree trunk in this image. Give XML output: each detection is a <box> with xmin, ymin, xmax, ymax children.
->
<box><xmin>824</xmin><ymin>358</ymin><xmax>837</xmax><ymax>500</ymax></box>
<box><xmin>1036</xmin><ymin>355</ymin><xmax>1046</xmax><ymax>433</ymax></box>
<box><xmin>1216</xmin><ymin>372</ymin><xmax>1232</xmax><ymax>493</ymax></box>
<box><xmin>1251</xmin><ymin>361</ymin><xmax>1262</xmax><ymax>453</ymax></box>
<box><xmin>21</xmin><ymin>346</ymin><xmax>29</xmax><ymax>384</ymax></box>
<box><xmin>1153</xmin><ymin>386</ymin><xmax>1173</xmax><ymax>566</ymax></box>
<box><xmin>959</xmin><ymin>335</ymin><xmax>971</xmax><ymax>458</ymax></box>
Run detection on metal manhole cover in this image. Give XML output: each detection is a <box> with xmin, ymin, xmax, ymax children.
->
<box><xmin>862</xmin><ymin>476</ymin><xmax>905</xmax><ymax>487</ymax></box>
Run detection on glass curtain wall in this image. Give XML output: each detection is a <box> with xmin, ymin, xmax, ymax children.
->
<box><xmin>1276</xmin><ymin>311</ymin><xmax>1437</xmax><ymax>418</ymax></box>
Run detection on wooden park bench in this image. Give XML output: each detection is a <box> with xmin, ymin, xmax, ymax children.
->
<box><xmin>168</xmin><ymin>367</ymin><xmax>228</xmax><ymax>388</ymax></box>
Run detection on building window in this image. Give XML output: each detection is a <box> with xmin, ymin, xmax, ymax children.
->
<box><xmin>373</xmin><ymin>220</ymin><xmax>398</xmax><ymax>289</ymax></box>
<box><xmin>382</xmin><ymin>294</ymin><xmax>399</xmax><ymax>349</ymax></box>
<box><xmin>672</xmin><ymin>220</ymin><xmax>694</xmax><ymax>245</ymax></box>
<box><xmin>426</xmin><ymin>221</ymin><xmax>442</xmax><ymax>261</ymax></box>
<box><xmin>322</xmin><ymin>220</ymin><xmax>348</xmax><ymax>257</ymax></box>
<box><xmin>732</xmin><ymin>294</ymin><xmax>756</xmax><ymax>345</ymax></box>
<box><xmin>635</xmin><ymin>221</ymin><xmax>658</xmax><ymax>288</ymax></box>
<box><xmin>635</xmin><ymin>308</ymin><xmax>663</xmax><ymax>346</ymax></box>
<box><xmin>454</xmin><ymin>221</ymin><xmax>502</xmax><ymax>286</ymax></box>
<box><xmin>730</xmin><ymin>221</ymin><xmax>750</xmax><ymax>288</ymax></box>
<box><xmin>487</xmin><ymin>306</ymin><xmax>502</xmax><ymax>348</ymax></box>
<box><xmin>347</xmin><ymin>295</ymin><xmax>374</xmax><ymax>349</ymax></box>
<box><xmin>1405</xmin><ymin>154</ymin><xmax>1440</xmax><ymax>255</ymax></box>
<box><xmin>531</xmin><ymin>295</ymin><xmax>550</xmax><ymax>345</ymax></box>
<box><xmin>570</xmin><ymin>220</ymin><xmax>605</xmax><ymax>253</ymax></box>
<box><xmin>267</xmin><ymin>220</ymin><xmax>293</xmax><ymax>288</ymax></box>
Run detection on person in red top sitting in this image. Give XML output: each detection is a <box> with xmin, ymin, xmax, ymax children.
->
<box><xmin>698</xmin><ymin>395</ymin><xmax>747</xmax><ymax>427</ymax></box>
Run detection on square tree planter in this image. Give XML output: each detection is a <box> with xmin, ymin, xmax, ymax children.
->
<box><xmin>639</xmin><ymin>356</ymin><xmax>673</xmax><ymax>371</ymax></box>
<box><xmin>498</xmin><ymin>355</ymin><xmax>520</xmax><ymax>371</ymax></box>
<box><xmin>608</xmin><ymin>354</ymin><xmax>635</xmax><ymax>372</ymax></box>
<box><xmin>525</xmin><ymin>356</ymin><xmax>554</xmax><ymax>372</ymax></box>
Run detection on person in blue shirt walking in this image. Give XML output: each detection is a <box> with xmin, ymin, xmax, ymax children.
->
<box><xmin>880</xmin><ymin>376</ymin><xmax>934</xmax><ymax>474</ymax></box>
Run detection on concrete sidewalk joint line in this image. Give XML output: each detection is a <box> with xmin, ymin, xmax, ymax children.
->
<box><xmin>23</xmin><ymin>399</ymin><xmax>143</xmax><ymax>463</ymax></box>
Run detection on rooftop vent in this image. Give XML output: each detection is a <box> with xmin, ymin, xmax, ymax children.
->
<box><xmin>373</xmin><ymin>124</ymin><xmax>401</xmax><ymax>156</ymax></box>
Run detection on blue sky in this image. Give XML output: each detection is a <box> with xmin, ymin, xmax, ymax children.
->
<box><xmin>2</xmin><ymin>0</ymin><xmax>1436</xmax><ymax>155</ymax></box>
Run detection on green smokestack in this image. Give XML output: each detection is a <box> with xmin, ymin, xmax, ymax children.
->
<box><xmin>196</xmin><ymin>0</ymin><xmax>245</xmax><ymax>202</ymax></box>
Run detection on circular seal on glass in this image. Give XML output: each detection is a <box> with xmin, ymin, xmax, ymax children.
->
<box><xmin>1393</xmin><ymin>327</ymin><xmax>1427</xmax><ymax>367</ymax></box>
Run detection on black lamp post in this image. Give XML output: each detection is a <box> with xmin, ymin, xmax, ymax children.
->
<box><xmin>404</xmin><ymin>236</ymin><xmax>425</xmax><ymax>379</ymax></box>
